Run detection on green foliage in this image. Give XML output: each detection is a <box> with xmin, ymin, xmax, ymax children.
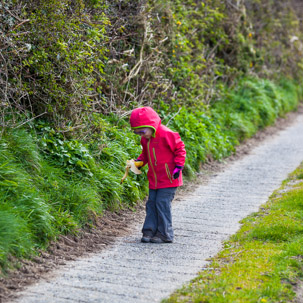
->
<box><xmin>1</xmin><ymin>0</ymin><xmax>109</xmax><ymax>128</ymax></box>
<box><xmin>1</xmin><ymin>0</ymin><xmax>303</xmax><ymax>130</ymax></box>
<box><xmin>0</xmin><ymin>210</ymin><xmax>33</xmax><ymax>269</ymax></box>
<box><xmin>101</xmin><ymin>0</ymin><xmax>303</xmax><ymax>115</ymax></box>
<box><xmin>0</xmin><ymin>137</ymin><xmax>53</xmax><ymax>267</ymax></box>
<box><xmin>211</xmin><ymin>77</ymin><xmax>299</xmax><ymax>141</ymax></box>
<box><xmin>37</xmin><ymin>122</ymin><xmax>94</xmax><ymax>176</ymax></box>
<box><xmin>163</xmin><ymin>0</ymin><xmax>229</xmax><ymax>107</ymax></box>
<box><xmin>245</xmin><ymin>0</ymin><xmax>303</xmax><ymax>79</ymax></box>
<box><xmin>0</xmin><ymin>125</ymin><xmax>148</xmax><ymax>270</ymax></box>
<box><xmin>160</xmin><ymin>105</ymin><xmax>235</xmax><ymax>172</ymax></box>
<box><xmin>5</xmin><ymin>128</ymin><xmax>42</xmax><ymax>173</ymax></box>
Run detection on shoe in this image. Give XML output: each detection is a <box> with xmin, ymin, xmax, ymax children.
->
<box><xmin>150</xmin><ymin>236</ymin><xmax>173</xmax><ymax>244</ymax></box>
<box><xmin>141</xmin><ymin>235</ymin><xmax>152</xmax><ymax>243</ymax></box>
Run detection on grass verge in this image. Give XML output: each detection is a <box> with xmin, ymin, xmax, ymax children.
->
<box><xmin>163</xmin><ymin>162</ymin><xmax>303</xmax><ymax>303</ymax></box>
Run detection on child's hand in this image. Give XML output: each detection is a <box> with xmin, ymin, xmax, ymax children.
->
<box><xmin>134</xmin><ymin>159</ymin><xmax>144</xmax><ymax>169</ymax></box>
<box><xmin>173</xmin><ymin>165</ymin><xmax>183</xmax><ymax>179</ymax></box>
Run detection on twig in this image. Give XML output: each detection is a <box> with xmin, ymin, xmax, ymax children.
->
<box><xmin>225</xmin><ymin>0</ymin><xmax>241</xmax><ymax>11</ymax></box>
<box><xmin>121</xmin><ymin>16</ymin><xmax>148</xmax><ymax>84</ymax></box>
<box><xmin>12</xmin><ymin>19</ymin><xmax>30</xmax><ymax>31</ymax></box>
<box><xmin>118</xmin><ymin>110</ymin><xmax>133</xmax><ymax>119</ymax></box>
<box><xmin>3</xmin><ymin>6</ymin><xmax>26</xmax><ymax>22</ymax></box>
<box><xmin>159</xmin><ymin>37</ymin><xmax>168</xmax><ymax>44</ymax></box>
<box><xmin>11</xmin><ymin>31</ymin><xmax>30</xmax><ymax>36</ymax></box>
<box><xmin>166</xmin><ymin>107</ymin><xmax>182</xmax><ymax>126</ymax></box>
<box><xmin>2</xmin><ymin>6</ymin><xmax>30</xmax><ymax>31</ymax></box>
<box><xmin>206</xmin><ymin>38</ymin><xmax>223</xmax><ymax>60</ymax></box>
<box><xmin>15</xmin><ymin>112</ymin><xmax>47</xmax><ymax>129</ymax></box>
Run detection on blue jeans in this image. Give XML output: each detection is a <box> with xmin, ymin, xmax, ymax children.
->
<box><xmin>142</xmin><ymin>187</ymin><xmax>177</xmax><ymax>241</ymax></box>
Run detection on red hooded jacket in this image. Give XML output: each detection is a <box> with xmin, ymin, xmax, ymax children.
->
<box><xmin>130</xmin><ymin>107</ymin><xmax>186</xmax><ymax>189</ymax></box>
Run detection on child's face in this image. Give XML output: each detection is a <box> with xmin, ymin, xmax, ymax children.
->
<box><xmin>134</xmin><ymin>127</ymin><xmax>154</xmax><ymax>139</ymax></box>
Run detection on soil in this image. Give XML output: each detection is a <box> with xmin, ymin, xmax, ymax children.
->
<box><xmin>0</xmin><ymin>106</ymin><xmax>303</xmax><ymax>303</ymax></box>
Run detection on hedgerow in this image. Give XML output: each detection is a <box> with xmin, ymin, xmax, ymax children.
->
<box><xmin>1</xmin><ymin>0</ymin><xmax>302</xmax><ymax>129</ymax></box>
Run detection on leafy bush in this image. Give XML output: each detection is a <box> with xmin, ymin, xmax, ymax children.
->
<box><xmin>0</xmin><ymin>0</ymin><xmax>109</xmax><ymax>128</ymax></box>
<box><xmin>160</xmin><ymin>105</ymin><xmax>235</xmax><ymax>172</ymax></box>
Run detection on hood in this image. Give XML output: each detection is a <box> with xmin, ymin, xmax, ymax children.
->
<box><xmin>130</xmin><ymin>107</ymin><xmax>161</xmax><ymax>136</ymax></box>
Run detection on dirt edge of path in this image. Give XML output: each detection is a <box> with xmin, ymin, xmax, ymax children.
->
<box><xmin>1</xmin><ymin>106</ymin><xmax>303</xmax><ymax>303</ymax></box>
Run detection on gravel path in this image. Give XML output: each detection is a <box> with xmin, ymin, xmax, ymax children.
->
<box><xmin>13</xmin><ymin>114</ymin><xmax>303</xmax><ymax>303</ymax></box>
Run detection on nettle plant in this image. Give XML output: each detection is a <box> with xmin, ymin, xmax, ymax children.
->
<box><xmin>37</xmin><ymin>122</ymin><xmax>94</xmax><ymax>176</ymax></box>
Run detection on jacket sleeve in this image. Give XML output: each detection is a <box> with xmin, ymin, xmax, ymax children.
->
<box><xmin>136</xmin><ymin>138</ymin><xmax>148</xmax><ymax>166</ymax></box>
<box><xmin>167</xmin><ymin>131</ymin><xmax>186</xmax><ymax>167</ymax></box>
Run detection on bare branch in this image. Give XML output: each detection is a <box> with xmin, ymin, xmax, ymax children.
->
<box><xmin>15</xmin><ymin>112</ymin><xmax>47</xmax><ymax>129</ymax></box>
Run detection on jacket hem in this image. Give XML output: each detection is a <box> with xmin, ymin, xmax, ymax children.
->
<box><xmin>149</xmin><ymin>183</ymin><xmax>182</xmax><ymax>189</ymax></box>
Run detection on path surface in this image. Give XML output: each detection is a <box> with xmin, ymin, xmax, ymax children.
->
<box><xmin>13</xmin><ymin>114</ymin><xmax>303</xmax><ymax>303</ymax></box>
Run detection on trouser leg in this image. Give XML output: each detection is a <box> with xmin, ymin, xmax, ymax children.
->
<box><xmin>155</xmin><ymin>187</ymin><xmax>177</xmax><ymax>241</ymax></box>
<box><xmin>142</xmin><ymin>189</ymin><xmax>157</xmax><ymax>237</ymax></box>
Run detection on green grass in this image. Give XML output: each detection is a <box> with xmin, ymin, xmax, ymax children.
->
<box><xmin>163</xmin><ymin>163</ymin><xmax>303</xmax><ymax>303</ymax></box>
<box><xmin>211</xmin><ymin>77</ymin><xmax>300</xmax><ymax>143</ymax></box>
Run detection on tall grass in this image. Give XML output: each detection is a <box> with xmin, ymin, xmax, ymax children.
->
<box><xmin>0</xmin><ymin>139</ymin><xmax>52</xmax><ymax>268</ymax></box>
<box><xmin>211</xmin><ymin>77</ymin><xmax>300</xmax><ymax>142</ymax></box>
<box><xmin>0</xmin><ymin>121</ymin><xmax>149</xmax><ymax>270</ymax></box>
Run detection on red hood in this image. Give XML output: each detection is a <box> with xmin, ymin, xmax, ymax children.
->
<box><xmin>130</xmin><ymin>107</ymin><xmax>161</xmax><ymax>136</ymax></box>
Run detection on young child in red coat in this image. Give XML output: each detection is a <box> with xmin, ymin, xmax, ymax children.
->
<box><xmin>130</xmin><ymin>107</ymin><xmax>186</xmax><ymax>243</ymax></box>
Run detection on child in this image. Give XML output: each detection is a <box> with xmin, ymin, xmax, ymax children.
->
<box><xmin>129</xmin><ymin>107</ymin><xmax>186</xmax><ymax>243</ymax></box>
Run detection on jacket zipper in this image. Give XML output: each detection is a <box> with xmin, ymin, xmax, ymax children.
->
<box><xmin>165</xmin><ymin>163</ymin><xmax>173</xmax><ymax>184</ymax></box>
<box><xmin>148</xmin><ymin>139</ymin><xmax>157</xmax><ymax>188</ymax></box>
<box><xmin>152</xmin><ymin>148</ymin><xmax>157</xmax><ymax>166</ymax></box>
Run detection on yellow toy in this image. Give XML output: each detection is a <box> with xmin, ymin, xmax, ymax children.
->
<box><xmin>120</xmin><ymin>160</ymin><xmax>143</xmax><ymax>184</ymax></box>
